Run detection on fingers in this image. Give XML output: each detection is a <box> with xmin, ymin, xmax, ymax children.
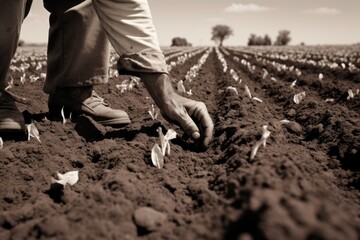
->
<box><xmin>161</xmin><ymin>95</ymin><xmax>213</xmax><ymax>149</ymax></box>
<box><xmin>187</xmin><ymin>102</ymin><xmax>214</xmax><ymax>149</ymax></box>
<box><xmin>176</xmin><ymin>107</ymin><xmax>201</xmax><ymax>141</ymax></box>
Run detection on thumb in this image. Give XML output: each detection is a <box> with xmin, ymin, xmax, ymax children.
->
<box><xmin>177</xmin><ymin>111</ymin><xmax>201</xmax><ymax>140</ymax></box>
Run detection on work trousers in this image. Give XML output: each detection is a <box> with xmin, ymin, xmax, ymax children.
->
<box><xmin>0</xmin><ymin>0</ymin><xmax>168</xmax><ymax>94</ymax></box>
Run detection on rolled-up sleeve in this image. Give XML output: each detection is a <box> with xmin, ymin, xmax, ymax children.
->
<box><xmin>92</xmin><ymin>0</ymin><xmax>168</xmax><ymax>75</ymax></box>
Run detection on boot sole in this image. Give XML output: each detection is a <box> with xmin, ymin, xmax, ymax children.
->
<box><xmin>0</xmin><ymin>122</ymin><xmax>25</xmax><ymax>133</ymax></box>
<box><xmin>48</xmin><ymin>108</ymin><xmax>131</xmax><ymax>126</ymax></box>
<box><xmin>95</xmin><ymin>117</ymin><xmax>132</xmax><ymax>126</ymax></box>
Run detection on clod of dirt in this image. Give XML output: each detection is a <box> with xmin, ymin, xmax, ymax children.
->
<box><xmin>286</xmin><ymin>121</ymin><xmax>302</xmax><ymax>135</ymax></box>
<box><xmin>133</xmin><ymin>207</ymin><xmax>167</xmax><ymax>233</ymax></box>
<box><xmin>0</xmin><ymin>147</ymin><xmax>15</xmax><ymax>160</ymax></box>
<box><xmin>287</xmin><ymin>109</ymin><xmax>296</xmax><ymax>117</ymax></box>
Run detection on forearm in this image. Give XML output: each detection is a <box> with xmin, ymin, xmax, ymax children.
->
<box><xmin>139</xmin><ymin>73</ymin><xmax>175</xmax><ymax>108</ymax></box>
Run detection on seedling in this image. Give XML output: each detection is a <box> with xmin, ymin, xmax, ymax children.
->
<box><xmin>148</xmin><ymin>104</ymin><xmax>159</xmax><ymax>120</ymax></box>
<box><xmin>177</xmin><ymin>80</ymin><xmax>186</xmax><ymax>93</ymax></box>
<box><xmin>244</xmin><ymin>85</ymin><xmax>252</xmax><ymax>99</ymax></box>
<box><xmin>20</xmin><ymin>73</ymin><xmax>26</xmax><ymax>84</ymax></box>
<box><xmin>151</xmin><ymin>144</ymin><xmax>163</xmax><ymax>169</ymax></box>
<box><xmin>280</xmin><ymin>119</ymin><xmax>290</xmax><ymax>124</ymax></box>
<box><xmin>116</xmin><ymin>77</ymin><xmax>140</xmax><ymax>93</ymax></box>
<box><xmin>151</xmin><ymin>127</ymin><xmax>177</xmax><ymax>169</ymax></box>
<box><xmin>252</xmin><ymin>97</ymin><xmax>263</xmax><ymax>103</ymax></box>
<box><xmin>5</xmin><ymin>76</ymin><xmax>14</xmax><ymax>90</ymax></box>
<box><xmin>293</xmin><ymin>91</ymin><xmax>306</xmax><ymax>104</ymax></box>
<box><xmin>250</xmin><ymin>125</ymin><xmax>271</xmax><ymax>160</ymax></box>
<box><xmin>27</xmin><ymin>123</ymin><xmax>41</xmax><ymax>143</ymax></box>
<box><xmin>262</xmin><ymin>69</ymin><xmax>268</xmax><ymax>79</ymax></box>
<box><xmin>290</xmin><ymin>80</ymin><xmax>297</xmax><ymax>88</ymax></box>
<box><xmin>51</xmin><ymin>171</ymin><xmax>79</xmax><ymax>186</ymax></box>
<box><xmin>61</xmin><ymin>107</ymin><xmax>67</xmax><ymax>125</ymax></box>
<box><xmin>347</xmin><ymin>89</ymin><xmax>354</xmax><ymax>100</ymax></box>
<box><xmin>0</xmin><ymin>137</ymin><xmax>3</xmax><ymax>149</ymax></box>
<box><xmin>157</xmin><ymin>127</ymin><xmax>177</xmax><ymax>156</ymax></box>
<box><xmin>226</xmin><ymin>86</ymin><xmax>238</xmax><ymax>95</ymax></box>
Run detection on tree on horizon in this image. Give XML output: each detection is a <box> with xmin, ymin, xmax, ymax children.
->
<box><xmin>274</xmin><ymin>30</ymin><xmax>291</xmax><ymax>46</ymax></box>
<box><xmin>211</xmin><ymin>25</ymin><xmax>233</xmax><ymax>47</ymax></box>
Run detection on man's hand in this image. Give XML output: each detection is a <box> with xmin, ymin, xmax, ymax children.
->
<box><xmin>160</xmin><ymin>92</ymin><xmax>213</xmax><ymax>149</ymax></box>
<box><xmin>140</xmin><ymin>73</ymin><xmax>214</xmax><ymax>149</ymax></box>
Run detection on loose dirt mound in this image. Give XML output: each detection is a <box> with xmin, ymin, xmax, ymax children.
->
<box><xmin>0</xmin><ymin>46</ymin><xmax>359</xmax><ymax>240</ymax></box>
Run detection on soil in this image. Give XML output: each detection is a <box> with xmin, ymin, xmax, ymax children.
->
<box><xmin>0</xmin><ymin>46</ymin><xmax>359</xmax><ymax>240</ymax></box>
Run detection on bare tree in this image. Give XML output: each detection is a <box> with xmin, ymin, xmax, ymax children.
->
<box><xmin>274</xmin><ymin>30</ymin><xmax>291</xmax><ymax>46</ymax></box>
<box><xmin>211</xmin><ymin>25</ymin><xmax>233</xmax><ymax>47</ymax></box>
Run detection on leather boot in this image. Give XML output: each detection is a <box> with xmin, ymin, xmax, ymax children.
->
<box><xmin>48</xmin><ymin>87</ymin><xmax>131</xmax><ymax>126</ymax></box>
<box><xmin>0</xmin><ymin>90</ymin><xmax>25</xmax><ymax>132</ymax></box>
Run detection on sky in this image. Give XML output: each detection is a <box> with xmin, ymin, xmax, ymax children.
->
<box><xmin>20</xmin><ymin>0</ymin><xmax>360</xmax><ymax>46</ymax></box>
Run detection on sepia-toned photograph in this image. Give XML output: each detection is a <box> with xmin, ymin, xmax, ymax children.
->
<box><xmin>0</xmin><ymin>0</ymin><xmax>359</xmax><ymax>239</ymax></box>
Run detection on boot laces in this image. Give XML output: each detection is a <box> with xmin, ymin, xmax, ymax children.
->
<box><xmin>86</xmin><ymin>90</ymin><xmax>110</xmax><ymax>108</ymax></box>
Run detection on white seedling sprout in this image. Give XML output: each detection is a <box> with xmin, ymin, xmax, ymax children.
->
<box><xmin>27</xmin><ymin>123</ymin><xmax>41</xmax><ymax>143</ymax></box>
<box><xmin>177</xmin><ymin>80</ymin><xmax>186</xmax><ymax>93</ymax></box>
<box><xmin>319</xmin><ymin>73</ymin><xmax>324</xmax><ymax>81</ymax></box>
<box><xmin>151</xmin><ymin>144</ymin><xmax>163</xmax><ymax>169</ymax></box>
<box><xmin>0</xmin><ymin>137</ymin><xmax>3</xmax><ymax>149</ymax></box>
<box><xmin>61</xmin><ymin>106</ymin><xmax>67</xmax><ymax>125</ymax></box>
<box><xmin>252</xmin><ymin>97</ymin><xmax>263</xmax><ymax>103</ymax></box>
<box><xmin>293</xmin><ymin>91</ymin><xmax>306</xmax><ymax>104</ymax></box>
<box><xmin>356</xmin><ymin>89</ymin><xmax>359</xmax><ymax>95</ymax></box>
<box><xmin>29</xmin><ymin>75</ymin><xmax>39</xmax><ymax>83</ymax></box>
<box><xmin>35</xmin><ymin>62</ymin><xmax>42</xmax><ymax>71</ymax></box>
<box><xmin>347</xmin><ymin>89</ymin><xmax>354</xmax><ymax>100</ymax></box>
<box><xmin>244</xmin><ymin>85</ymin><xmax>252</xmax><ymax>99</ymax></box>
<box><xmin>279</xmin><ymin>119</ymin><xmax>290</xmax><ymax>125</ymax></box>
<box><xmin>115</xmin><ymin>83</ymin><xmax>127</xmax><ymax>93</ymax></box>
<box><xmin>270</xmin><ymin>77</ymin><xmax>277</xmax><ymax>82</ymax></box>
<box><xmin>325</xmin><ymin>98</ymin><xmax>335</xmax><ymax>103</ymax></box>
<box><xmin>226</xmin><ymin>86</ymin><xmax>238</xmax><ymax>95</ymax></box>
<box><xmin>186</xmin><ymin>89</ymin><xmax>193</xmax><ymax>96</ymax></box>
<box><xmin>262</xmin><ymin>69</ymin><xmax>268</xmax><ymax>79</ymax></box>
<box><xmin>51</xmin><ymin>170</ymin><xmax>79</xmax><ymax>186</ymax></box>
<box><xmin>5</xmin><ymin>76</ymin><xmax>14</xmax><ymax>90</ymax></box>
<box><xmin>151</xmin><ymin>127</ymin><xmax>177</xmax><ymax>169</ymax></box>
<box><xmin>250</xmin><ymin>125</ymin><xmax>271</xmax><ymax>160</ymax></box>
<box><xmin>40</xmin><ymin>73</ymin><xmax>46</xmax><ymax>80</ymax></box>
<box><xmin>157</xmin><ymin>127</ymin><xmax>177</xmax><ymax>156</ymax></box>
<box><xmin>148</xmin><ymin>104</ymin><xmax>159</xmax><ymax>120</ymax></box>
<box><xmin>20</xmin><ymin>73</ymin><xmax>26</xmax><ymax>84</ymax></box>
<box><xmin>115</xmin><ymin>77</ymin><xmax>139</xmax><ymax>93</ymax></box>
<box><xmin>290</xmin><ymin>79</ymin><xmax>297</xmax><ymax>88</ymax></box>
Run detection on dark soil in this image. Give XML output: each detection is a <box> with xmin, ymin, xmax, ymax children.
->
<box><xmin>0</xmin><ymin>46</ymin><xmax>359</xmax><ymax>240</ymax></box>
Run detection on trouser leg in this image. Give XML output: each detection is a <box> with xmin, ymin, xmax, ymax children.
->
<box><xmin>0</xmin><ymin>0</ymin><xmax>32</xmax><ymax>90</ymax></box>
<box><xmin>43</xmin><ymin>0</ymin><xmax>111</xmax><ymax>94</ymax></box>
<box><xmin>92</xmin><ymin>0</ymin><xmax>168</xmax><ymax>75</ymax></box>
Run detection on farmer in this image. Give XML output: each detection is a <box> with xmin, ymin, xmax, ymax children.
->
<box><xmin>0</xmin><ymin>0</ymin><xmax>213</xmax><ymax>148</ymax></box>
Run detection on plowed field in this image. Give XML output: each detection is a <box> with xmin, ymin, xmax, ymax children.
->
<box><xmin>1</xmin><ymin>46</ymin><xmax>359</xmax><ymax>240</ymax></box>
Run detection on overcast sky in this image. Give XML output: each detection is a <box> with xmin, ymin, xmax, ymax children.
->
<box><xmin>20</xmin><ymin>0</ymin><xmax>360</xmax><ymax>46</ymax></box>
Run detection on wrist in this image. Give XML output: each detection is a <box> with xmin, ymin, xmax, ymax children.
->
<box><xmin>140</xmin><ymin>73</ymin><xmax>176</xmax><ymax>107</ymax></box>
